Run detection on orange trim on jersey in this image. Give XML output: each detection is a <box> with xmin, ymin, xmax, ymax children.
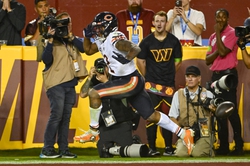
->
<box><xmin>111</xmin><ymin>35</ymin><xmax>126</xmax><ymax>44</ymax></box>
<box><xmin>97</xmin><ymin>76</ymin><xmax>138</xmax><ymax>97</ymax></box>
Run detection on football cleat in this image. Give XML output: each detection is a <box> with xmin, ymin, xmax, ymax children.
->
<box><xmin>182</xmin><ymin>129</ymin><xmax>194</xmax><ymax>155</ymax></box>
<box><xmin>74</xmin><ymin>128</ymin><xmax>99</xmax><ymax>143</ymax></box>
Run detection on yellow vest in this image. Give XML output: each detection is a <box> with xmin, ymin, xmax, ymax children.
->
<box><xmin>42</xmin><ymin>40</ymin><xmax>88</xmax><ymax>91</ymax></box>
<box><xmin>177</xmin><ymin>87</ymin><xmax>211</xmax><ymax>128</ymax></box>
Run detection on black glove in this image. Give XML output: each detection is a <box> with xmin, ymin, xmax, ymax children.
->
<box><xmin>112</xmin><ymin>51</ymin><xmax>131</xmax><ymax>64</ymax></box>
<box><xmin>237</xmin><ymin>37</ymin><xmax>246</xmax><ymax>50</ymax></box>
<box><xmin>83</xmin><ymin>23</ymin><xmax>94</xmax><ymax>38</ymax></box>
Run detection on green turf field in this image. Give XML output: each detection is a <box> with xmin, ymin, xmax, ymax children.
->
<box><xmin>0</xmin><ymin>148</ymin><xmax>250</xmax><ymax>164</ymax></box>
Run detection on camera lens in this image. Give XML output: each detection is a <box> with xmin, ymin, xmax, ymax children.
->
<box><xmin>96</xmin><ymin>65</ymin><xmax>105</xmax><ymax>74</ymax></box>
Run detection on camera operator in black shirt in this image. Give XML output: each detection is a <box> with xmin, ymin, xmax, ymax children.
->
<box><xmin>75</xmin><ymin>58</ymin><xmax>136</xmax><ymax>158</ymax></box>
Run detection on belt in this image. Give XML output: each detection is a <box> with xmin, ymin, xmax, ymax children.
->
<box><xmin>213</xmin><ymin>68</ymin><xmax>236</xmax><ymax>75</ymax></box>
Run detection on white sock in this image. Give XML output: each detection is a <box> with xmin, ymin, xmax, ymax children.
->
<box><xmin>157</xmin><ymin>112</ymin><xmax>184</xmax><ymax>137</ymax></box>
<box><xmin>89</xmin><ymin>105</ymin><xmax>102</xmax><ymax>129</ymax></box>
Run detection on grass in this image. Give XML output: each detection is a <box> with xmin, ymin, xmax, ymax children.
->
<box><xmin>0</xmin><ymin>148</ymin><xmax>250</xmax><ymax>164</ymax></box>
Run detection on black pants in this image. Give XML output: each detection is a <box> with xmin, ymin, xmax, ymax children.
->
<box><xmin>211</xmin><ymin>69</ymin><xmax>244</xmax><ymax>150</ymax></box>
<box><xmin>97</xmin><ymin>121</ymin><xmax>133</xmax><ymax>157</ymax></box>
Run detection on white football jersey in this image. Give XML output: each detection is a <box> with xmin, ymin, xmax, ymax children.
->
<box><xmin>95</xmin><ymin>31</ymin><xmax>136</xmax><ymax>77</ymax></box>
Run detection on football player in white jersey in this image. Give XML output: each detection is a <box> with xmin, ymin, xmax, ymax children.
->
<box><xmin>74</xmin><ymin>12</ymin><xmax>194</xmax><ymax>152</ymax></box>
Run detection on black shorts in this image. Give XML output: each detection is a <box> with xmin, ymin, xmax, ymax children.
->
<box><xmin>148</xmin><ymin>92</ymin><xmax>172</xmax><ymax>115</ymax></box>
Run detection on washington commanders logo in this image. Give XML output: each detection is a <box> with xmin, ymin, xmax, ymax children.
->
<box><xmin>150</xmin><ymin>49</ymin><xmax>172</xmax><ymax>62</ymax></box>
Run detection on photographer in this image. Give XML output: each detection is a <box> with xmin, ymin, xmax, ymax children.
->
<box><xmin>238</xmin><ymin>34</ymin><xmax>250</xmax><ymax>69</ymax></box>
<box><xmin>169</xmin><ymin>66</ymin><xmax>215</xmax><ymax>157</ymax></box>
<box><xmin>40</xmin><ymin>12</ymin><xmax>87</xmax><ymax>158</ymax></box>
<box><xmin>237</xmin><ymin>8</ymin><xmax>250</xmax><ymax>69</ymax></box>
<box><xmin>74</xmin><ymin>58</ymin><xmax>136</xmax><ymax>158</ymax></box>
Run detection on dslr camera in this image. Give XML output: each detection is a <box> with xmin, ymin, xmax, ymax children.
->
<box><xmin>39</xmin><ymin>8</ymin><xmax>70</xmax><ymax>39</ymax></box>
<box><xmin>94</xmin><ymin>58</ymin><xmax>107</xmax><ymax>74</ymax></box>
<box><xmin>202</xmin><ymin>97</ymin><xmax>234</xmax><ymax>119</ymax></box>
<box><xmin>207</xmin><ymin>74</ymin><xmax>237</xmax><ymax>94</ymax></box>
<box><xmin>95</xmin><ymin>63</ymin><xmax>106</xmax><ymax>74</ymax></box>
<box><xmin>204</xmin><ymin>74</ymin><xmax>237</xmax><ymax>118</ymax></box>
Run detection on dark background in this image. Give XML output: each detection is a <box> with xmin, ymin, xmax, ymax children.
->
<box><xmin>18</xmin><ymin>0</ymin><xmax>250</xmax><ymax>40</ymax></box>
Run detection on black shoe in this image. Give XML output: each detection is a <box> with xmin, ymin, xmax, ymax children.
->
<box><xmin>39</xmin><ymin>149</ymin><xmax>61</xmax><ymax>158</ymax></box>
<box><xmin>59</xmin><ymin>150</ymin><xmax>77</xmax><ymax>158</ymax></box>
<box><xmin>163</xmin><ymin>146</ymin><xmax>175</xmax><ymax>156</ymax></box>
<box><xmin>215</xmin><ymin>148</ymin><xmax>229</xmax><ymax>155</ymax></box>
<box><xmin>228</xmin><ymin>147</ymin><xmax>244</xmax><ymax>156</ymax></box>
<box><xmin>148</xmin><ymin>148</ymin><xmax>160</xmax><ymax>157</ymax></box>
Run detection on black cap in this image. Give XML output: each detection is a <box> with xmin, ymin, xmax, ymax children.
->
<box><xmin>94</xmin><ymin>58</ymin><xmax>106</xmax><ymax>67</ymax></box>
<box><xmin>185</xmin><ymin>65</ymin><xmax>201</xmax><ymax>76</ymax></box>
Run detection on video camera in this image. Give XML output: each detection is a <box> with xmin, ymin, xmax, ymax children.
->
<box><xmin>235</xmin><ymin>26</ymin><xmax>250</xmax><ymax>37</ymax></box>
<box><xmin>38</xmin><ymin>8</ymin><xmax>70</xmax><ymax>39</ymax></box>
<box><xmin>235</xmin><ymin>26</ymin><xmax>250</xmax><ymax>50</ymax></box>
<box><xmin>103</xmin><ymin>144</ymin><xmax>149</xmax><ymax>157</ymax></box>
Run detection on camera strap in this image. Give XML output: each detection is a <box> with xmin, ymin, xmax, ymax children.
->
<box><xmin>180</xmin><ymin>8</ymin><xmax>191</xmax><ymax>36</ymax></box>
<box><xmin>60</xmin><ymin>39</ymin><xmax>76</xmax><ymax>60</ymax></box>
<box><xmin>185</xmin><ymin>86</ymin><xmax>205</xmax><ymax>126</ymax></box>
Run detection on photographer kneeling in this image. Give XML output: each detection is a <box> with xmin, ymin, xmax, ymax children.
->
<box><xmin>169</xmin><ymin>66</ymin><xmax>215</xmax><ymax>157</ymax></box>
<box><xmin>75</xmin><ymin>58</ymin><xmax>140</xmax><ymax>158</ymax></box>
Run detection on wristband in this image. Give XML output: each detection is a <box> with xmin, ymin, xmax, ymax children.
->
<box><xmin>185</xmin><ymin>19</ymin><xmax>190</xmax><ymax>24</ymax></box>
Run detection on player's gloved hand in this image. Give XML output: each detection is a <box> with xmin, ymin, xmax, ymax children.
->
<box><xmin>237</xmin><ymin>37</ymin><xmax>246</xmax><ymax>50</ymax></box>
<box><xmin>83</xmin><ymin>23</ymin><xmax>94</xmax><ymax>38</ymax></box>
<box><xmin>112</xmin><ymin>51</ymin><xmax>131</xmax><ymax>64</ymax></box>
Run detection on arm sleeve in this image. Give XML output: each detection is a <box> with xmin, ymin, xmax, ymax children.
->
<box><xmin>42</xmin><ymin>43</ymin><xmax>53</xmax><ymax>66</ymax></box>
<box><xmin>224</xmin><ymin>30</ymin><xmax>238</xmax><ymax>51</ymax></box>
<box><xmin>168</xmin><ymin>91</ymin><xmax>180</xmax><ymax>119</ymax></box>
<box><xmin>8</xmin><ymin>4</ymin><xmax>26</xmax><ymax>31</ymax></box>
<box><xmin>72</xmin><ymin>37</ymin><xmax>84</xmax><ymax>53</ymax></box>
<box><xmin>0</xmin><ymin>8</ymin><xmax>7</xmax><ymax>22</ymax></box>
<box><xmin>195</xmin><ymin>11</ymin><xmax>206</xmax><ymax>30</ymax></box>
<box><xmin>137</xmin><ymin>38</ymin><xmax>148</xmax><ymax>59</ymax></box>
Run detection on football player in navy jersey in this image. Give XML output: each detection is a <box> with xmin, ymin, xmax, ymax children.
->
<box><xmin>74</xmin><ymin>12</ymin><xmax>194</xmax><ymax>153</ymax></box>
<box><xmin>137</xmin><ymin>11</ymin><xmax>182</xmax><ymax>156</ymax></box>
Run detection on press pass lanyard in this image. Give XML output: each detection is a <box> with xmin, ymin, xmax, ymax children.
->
<box><xmin>180</xmin><ymin>8</ymin><xmax>191</xmax><ymax>36</ymax></box>
<box><xmin>129</xmin><ymin>12</ymin><xmax>140</xmax><ymax>34</ymax></box>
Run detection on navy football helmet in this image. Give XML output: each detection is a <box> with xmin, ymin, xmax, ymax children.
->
<box><xmin>92</xmin><ymin>11</ymin><xmax>118</xmax><ymax>38</ymax></box>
